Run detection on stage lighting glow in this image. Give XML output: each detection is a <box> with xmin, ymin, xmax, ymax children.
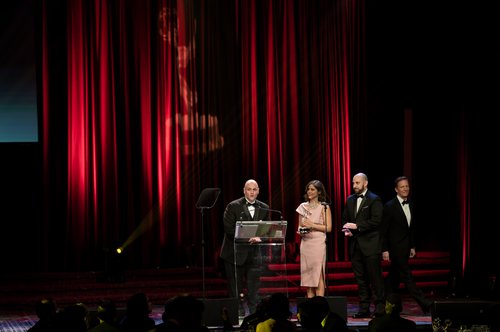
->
<box><xmin>117</xmin><ymin>207</ymin><xmax>159</xmax><ymax>254</ymax></box>
<box><xmin>116</xmin><ymin>247</ymin><xmax>123</xmax><ymax>254</ymax></box>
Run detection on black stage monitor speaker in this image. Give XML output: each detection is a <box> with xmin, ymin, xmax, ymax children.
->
<box><xmin>201</xmin><ymin>297</ymin><xmax>239</xmax><ymax>327</ymax></box>
<box><xmin>431</xmin><ymin>300</ymin><xmax>500</xmax><ymax>329</ymax></box>
<box><xmin>296</xmin><ymin>296</ymin><xmax>348</xmax><ymax>322</ymax></box>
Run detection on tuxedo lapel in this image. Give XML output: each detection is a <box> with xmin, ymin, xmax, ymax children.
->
<box><xmin>397</xmin><ymin>202</ymin><xmax>406</xmax><ymax>221</ymax></box>
<box><xmin>254</xmin><ymin>204</ymin><xmax>265</xmax><ymax>220</ymax></box>
<box><xmin>350</xmin><ymin>197</ymin><xmax>357</xmax><ymax>218</ymax></box>
<box><xmin>358</xmin><ymin>197</ymin><xmax>366</xmax><ymax>210</ymax></box>
<box><xmin>240</xmin><ymin>199</ymin><xmax>252</xmax><ymax>220</ymax></box>
<box><xmin>355</xmin><ymin>196</ymin><xmax>367</xmax><ymax>219</ymax></box>
<box><xmin>396</xmin><ymin>199</ymin><xmax>410</xmax><ymax>227</ymax></box>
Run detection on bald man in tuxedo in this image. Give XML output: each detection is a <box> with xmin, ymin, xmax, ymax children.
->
<box><xmin>220</xmin><ymin>179</ymin><xmax>270</xmax><ymax>315</ymax></box>
<box><xmin>342</xmin><ymin>173</ymin><xmax>385</xmax><ymax>318</ymax></box>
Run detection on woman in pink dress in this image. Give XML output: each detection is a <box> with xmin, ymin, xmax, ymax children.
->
<box><xmin>296</xmin><ymin>180</ymin><xmax>332</xmax><ymax>298</ymax></box>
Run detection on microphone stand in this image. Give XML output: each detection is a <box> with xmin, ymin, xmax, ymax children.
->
<box><xmin>195</xmin><ymin>188</ymin><xmax>221</xmax><ymax>300</ymax></box>
<box><xmin>322</xmin><ymin>202</ymin><xmax>329</xmax><ymax>296</ymax></box>
<box><xmin>257</xmin><ymin>206</ymin><xmax>283</xmax><ymax>221</ymax></box>
<box><xmin>200</xmin><ymin>206</ymin><xmax>207</xmax><ymax>299</ymax></box>
<box><xmin>258</xmin><ymin>206</ymin><xmax>288</xmax><ymax>297</ymax></box>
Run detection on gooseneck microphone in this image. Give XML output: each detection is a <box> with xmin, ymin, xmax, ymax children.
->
<box><xmin>257</xmin><ymin>206</ymin><xmax>283</xmax><ymax>219</ymax></box>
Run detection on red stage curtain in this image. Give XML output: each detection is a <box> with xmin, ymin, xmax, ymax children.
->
<box><xmin>40</xmin><ymin>0</ymin><xmax>365</xmax><ymax>270</ymax></box>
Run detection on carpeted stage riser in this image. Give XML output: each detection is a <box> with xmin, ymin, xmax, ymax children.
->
<box><xmin>0</xmin><ymin>251</ymin><xmax>451</xmax><ymax>312</ymax></box>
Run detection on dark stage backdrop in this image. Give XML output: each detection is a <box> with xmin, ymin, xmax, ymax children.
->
<box><xmin>34</xmin><ymin>0</ymin><xmax>365</xmax><ymax>271</ymax></box>
<box><xmin>0</xmin><ymin>0</ymin><xmax>498</xmax><ymax>291</ymax></box>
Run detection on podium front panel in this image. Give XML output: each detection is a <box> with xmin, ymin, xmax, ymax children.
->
<box><xmin>233</xmin><ymin>220</ymin><xmax>288</xmax><ymax>310</ymax></box>
<box><xmin>235</xmin><ymin>220</ymin><xmax>287</xmax><ymax>244</ymax></box>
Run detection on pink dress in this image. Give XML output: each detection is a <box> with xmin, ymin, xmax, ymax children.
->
<box><xmin>296</xmin><ymin>202</ymin><xmax>326</xmax><ymax>287</ymax></box>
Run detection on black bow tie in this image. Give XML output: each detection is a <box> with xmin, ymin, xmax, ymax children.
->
<box><xmin>401</xmin><ymin>200</ymin><xmax>409</xmax><ymax>205</ymax></box>
<box><xmin>247</xmin><ymin>201</ymin><xmax>256</xmax><ymax>206</ymax></box>
<box><xmin>356</xmin><ymin>194</ymin><xmax>364</xmax><ymax>199</ymax></box>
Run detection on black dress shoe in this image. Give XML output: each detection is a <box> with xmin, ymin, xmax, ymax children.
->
<box><xmin>352</xmin><ymin>311</ymin><xmax>371</xmax><ymax>319</ymax></box>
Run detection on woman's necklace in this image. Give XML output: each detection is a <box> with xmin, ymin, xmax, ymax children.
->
<box><xmin>308</xmin><ymin>201</ymin><xmax>319</xmax><ymax>209</ymax></box>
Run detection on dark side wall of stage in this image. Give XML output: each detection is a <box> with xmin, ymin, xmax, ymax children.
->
<box><xmin>361</xmin><ymin>0</ymin><xmax>500</xmax><ymax>289</ymax></box>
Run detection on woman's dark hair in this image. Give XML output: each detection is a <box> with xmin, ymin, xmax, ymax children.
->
<box><xmin>303</xmin><ymin>180</ymin><xmax>328</xmax><ymax>203</ymax></box>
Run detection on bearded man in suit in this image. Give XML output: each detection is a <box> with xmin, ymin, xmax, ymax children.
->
<box><xmin>342</xmin><ymin>172</ymin><xmax>385</xmax><ymax>318</ymax></box>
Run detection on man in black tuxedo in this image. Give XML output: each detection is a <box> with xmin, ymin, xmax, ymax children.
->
<box><xmin>342</xmin><ymin>173</ymin><xmax>385</xmax><ymax>318</ymax></box>
<box><xmin>380</xmin><ymin>176</ymin><xmax>433</xmax><ymax>314</ymax></box>
<box><xmin>220</xmin><ymin>179</ymin><xmax>270</xmax><ymax>315</ymax></box>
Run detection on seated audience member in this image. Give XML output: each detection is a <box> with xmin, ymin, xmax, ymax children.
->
<box><xmin>240</xmin><ymin>295</ymin><xmax>272</xmax><ymax>331</ymax></box>
<box><xmin>27</xmin><ymin>298</ymin><xmax>58</xmax><ymax>332</ymax></box>
<box><xmin>56</xmin><ymin>302</ymin><xmax>89</xmax><ymax>332</ymax></box>
<box><xmin>88</xmin><ymin>299</ymin><xmax>121</xmax><ymax>332</ymax></box>
<box><xmin>368</xmin><ymin>293</ymin><xmax>416</xmax><ymax>332</ymax></box>
<box><xmin>296</xmin><ymin>300</ymin><xmax>316</xmax><ymax>332</ymax></box>
<box><xmin>119</xmin><ymin>292</ymin><xmax>156</xmax><ymax>332</ymax></box>
<box><xmin>255</xmin><ymin>292</ymin><xmax>297</xmax><ymax>332</ymax></box>
<box><xmin>297</xmin><ymin>296</ymin><xmax>348</xmax><ymax>332</ymax></box>
<box><xmin>151</xmin><ymin>294</ymin><xmax>208</xmax><ymax>332</ymax></box>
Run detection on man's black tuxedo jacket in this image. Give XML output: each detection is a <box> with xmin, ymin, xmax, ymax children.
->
<box><xmin>220</xmin><ymin>197</ymin><xmax>270</xmax><ymax>265</ymax></box>
<box><xmin>341</xmin><ymin>190</ymin><xmax>384</xmax><ymax>257</ymax></box>
<box><xmin>381</xmin><ymin>197</ymin><xmax>416</xmax><ymax>258</ymax></box>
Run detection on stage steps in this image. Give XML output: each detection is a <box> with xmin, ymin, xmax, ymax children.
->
<box><xmin>0</xmin><ymin>251</ymin><xmax>451</xmax><ymax>311</ymax></box>
<box><xmin>261</xmin><ymin>251</ymin><xmax>451</xmax><ymax>295</ymax></box>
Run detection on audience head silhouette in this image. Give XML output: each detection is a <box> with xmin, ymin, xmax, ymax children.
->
<box><xmin>161</xmin><ymin>294</ymin><xmax>206</xmax><ymax>331</ymax></box>
<box><xmin>385</xmin><ymin>293</ymin><xmax>403</xmax><ymax>315</ymax></box>
<box><xmin>119</xmin><ymin>292</ymin><xmax>155</xmax><ymax>332</ymax></box>
<box><xmin>27</xmin><ymin>298</ymin><xmax>58</xmax><ymax>332</ymax></box>
<box><xmin>34</xmin><ymin>298</ymin><xmax>58</xmax><ymax>321</ymax></box>
<box><xmin>97</xmin><ymin>299</ymin><xmax>117</xmax><ymax>321</ymax></box>
<box><xmin>267</xmin><ymin>292</ymin><xmax>292</xmax><ymax>321</ymax></box>
<box><xmin>255</xmin><ymin>292</ymin><xmax>296</xmax><ymax>332</ymax></box>
<box><xmin>297</xmin><ymin>296</ymin><xmax>348</xmax><ymax>332</ymax></box>
<box><xmin>57</xmin><ymin>302</ymin><xmax>89</xmax><ymax>332</ymax></box>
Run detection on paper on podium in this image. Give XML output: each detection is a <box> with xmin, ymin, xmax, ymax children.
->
<box><xmin>235</xmin><ymin>220</ymin><xmax>287</xmax><ymax>243</ymax></box>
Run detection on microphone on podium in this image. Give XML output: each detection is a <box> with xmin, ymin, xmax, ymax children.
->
<box><xmin>257</xmin><ymin>206</ymin><xmax>283</xmax><ymax>220</ymax></box>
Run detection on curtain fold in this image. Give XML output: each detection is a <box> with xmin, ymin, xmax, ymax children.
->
<box><xmin>41</xmin><ymin>0</ymin><xmax>365</xmax><ymax>270</ymax></box>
